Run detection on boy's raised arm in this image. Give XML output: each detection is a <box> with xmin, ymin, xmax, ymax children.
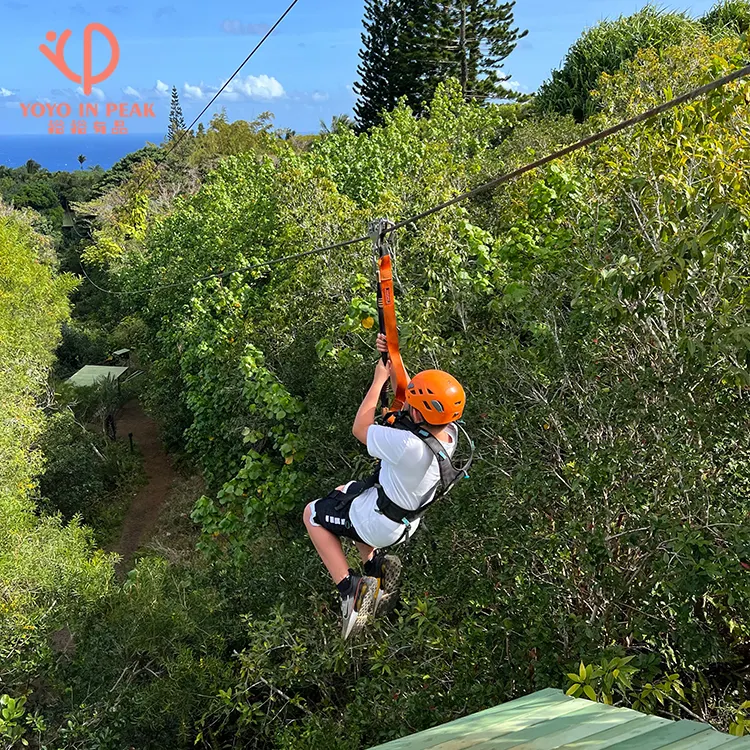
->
<box><xmin>352</xmin><ymin>359</ymin><xmax>391</xmax><ymax>445</ymax></box>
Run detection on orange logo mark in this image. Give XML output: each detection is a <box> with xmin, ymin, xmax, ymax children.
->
<box><xmin>40</xmin><ymin>24</ymin><xmax>120</xmax><ymax>95</ymax></box>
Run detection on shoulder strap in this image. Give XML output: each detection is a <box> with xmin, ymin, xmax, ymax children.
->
<box><xmin>381</xmin><ymin>412</ymin><xmax>472</xmax><ymax>510</ymax></box>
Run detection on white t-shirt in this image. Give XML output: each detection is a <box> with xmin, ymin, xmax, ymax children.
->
<box><xmin>348</xmin><ymin>422</ymin><xmax>458</xmax><ymax>548</ymax></box>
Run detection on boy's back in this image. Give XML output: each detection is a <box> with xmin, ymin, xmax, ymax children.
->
<box><xmin>348</xmin><ymin>422</ymin><xmax>458</xmax><ymax>548</ymax></box>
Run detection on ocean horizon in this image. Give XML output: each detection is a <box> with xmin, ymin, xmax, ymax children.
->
<box><xmin>0</xmin><ymin>133</ymin><xmax>165</xmax><ymax>172</ymax></box>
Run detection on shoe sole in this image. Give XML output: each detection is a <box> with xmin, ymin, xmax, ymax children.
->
<box><xmin>343</xmin><ymin>577</ymin><xmax>376</xmax><ymax>640</ymax></box>
<box><xmin>374</xmin><ymin>556</ymin><xmax>402</xmax><ymax>616</ymax></box>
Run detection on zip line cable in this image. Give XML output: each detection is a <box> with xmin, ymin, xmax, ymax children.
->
<box><xmin>123</xmin><ymin>0</ymin><xmax>301</xmax><ymax>199</ymax></box>
<box><xmin>162</xmin><ymin>0</ymin><xmax>301</xmax><ymax>163</ymax></box>
<box><xmin>82</xmin><ymin>234</ymin><xmax>370</xmax><ymax>296</ymax></box>
<box><xmin>385</xmin><ymin>62</ymin><xmax>750</xmax><ymax>234</ymax></box>
<box><xmin>80</xmin><ymin>61</ymin><xmax>750</xmax><ymax>297</ymax></box>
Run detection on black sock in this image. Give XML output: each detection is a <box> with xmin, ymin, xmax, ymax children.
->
<box><xmin>363</xmin><ymin>553</ymin><xmax>381</xmax><ymax>576</ymax></box>
<box><xmin>337</xmin><ymin>569</ymin><xmax>357</xmax><ymax>598</ymax></box>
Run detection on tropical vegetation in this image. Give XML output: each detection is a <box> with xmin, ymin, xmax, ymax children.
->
<box><xmin>2</xmin><ymin>2</ymin><xmax>750</xmax><ymax>747</ymax></box>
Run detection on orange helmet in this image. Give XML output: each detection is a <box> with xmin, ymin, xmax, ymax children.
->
<box><xmin>405</xmin><ymin>370</ymin><xmax>465</xmax><ymax>425</ymax></box>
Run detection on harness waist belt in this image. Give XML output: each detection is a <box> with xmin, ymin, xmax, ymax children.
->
<box><xmin>375</xmin><ymin>485</ymin><xmax>425</xmax><ymax>524</ymax></box>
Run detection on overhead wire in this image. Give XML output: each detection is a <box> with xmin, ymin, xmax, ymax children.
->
<box><xmin>384</xmin><ymin>61</ymin><xmax>750</xmax><ymax>234</ymax></box>
<box><xmin>79</xmin><ymin>61</ymin><xmax>750</xmax><ymax>296</ymax></box>
<box><xmin>159</xmin><ymin>0</ymin><xmax>301</xmax><ymax>166</ymax></box>
<box><xmin>103</xmin><ymin>0</ymin><xmax>301</xmax><ymax>203</ymax></box>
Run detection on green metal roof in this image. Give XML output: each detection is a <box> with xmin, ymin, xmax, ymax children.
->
<box><xmin>66</xmin><ymin>365</ymin><xmax>128</xmax><ymax>388</ymax></box>
<box><xmin>367</xmin><ymin>688</ymin><xmax>750</xmax><ymax>749</ymax></box>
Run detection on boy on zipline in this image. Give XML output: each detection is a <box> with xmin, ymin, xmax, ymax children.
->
<box><xmin>304</xmin><ymin>333</ymin><xmax>467</xmax><ymax>639</ymax></box>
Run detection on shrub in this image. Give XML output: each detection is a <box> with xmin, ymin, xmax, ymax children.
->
<box><xmin>701</xmin><ymin>0</ymin><xmax>750</xmax><ymax>35</ymax></box>
<box><xmin>535</xmin><ymin>6</ymin><xmax>701</xmax><ymax>121</ymax></box>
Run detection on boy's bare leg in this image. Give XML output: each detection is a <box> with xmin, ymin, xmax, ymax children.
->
<box><xmin>303</xmin><ymin>503</ymin><xmax>350</xmax><ymax>583</ymax></box>
<box><xmin>355</xmin><ymin>541</ymin><xmax>375</xmax><ymax>564</ymax></box>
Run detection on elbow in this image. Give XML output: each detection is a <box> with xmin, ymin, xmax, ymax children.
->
<box><xmin>352</xmin><ymin>422</ymin><xmax>367</xmax><ymax>445</ymax></box>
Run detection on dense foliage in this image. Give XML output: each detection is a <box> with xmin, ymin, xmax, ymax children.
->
<box><xmin>534</xmin><ymin>6</ymin><xmax>701</xmax><ymax>121</ymax></box>
<box><xmin>0</xmin><ymin>205</ymin><xmax>115</xmax><ymax>741</ymax></box>
<box><xmin>701</xmin><ymin>0</ymin><xmax>750</xmax><ymax>35</ymax></box>
<box><xmin>4</xmin><ymin>4</ymin><xmax>750</xmax><ymax>747</ymax></box>
<box><xmin>62</xmin><ymin>25</ymin><xmax>750</xmax><ymax>747</ymax></box>
<box><xmin>354</xmin><ymin>0</ymin><xmax>526</xmax><ymax>130</ymax></box>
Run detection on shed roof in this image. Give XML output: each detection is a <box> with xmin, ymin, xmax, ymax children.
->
<box><xmin>367</xmin><ymin>688</ymin><xmax>750</xmax><ymax>749</ymax></box>
<box><xmin>66</xmin><ymin>365</ymin><xmax>128</xmax><ymax>388</ymax></box>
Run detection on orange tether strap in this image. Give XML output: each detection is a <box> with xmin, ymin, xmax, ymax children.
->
<box><xmin>378</xmin><ymin>253</ymin><xmax>408</xmax><ymax>410</ymax></box>
<box><xmin>370</xmin><ymin>218</ymin><xmax>409</xmax><ymax>413</ymax></box>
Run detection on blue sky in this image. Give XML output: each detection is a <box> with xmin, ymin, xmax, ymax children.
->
<box><xmin>0</xmin><ymin>0</ymin><xmax>719</xmax><ymax>135</ymax></box>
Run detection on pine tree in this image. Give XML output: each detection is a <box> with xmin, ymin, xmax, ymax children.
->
<box><xmin>354</xmin><ymin>0</ymin><xmax>402</xmax><ymax>131</ymax></box>
<box><xmin>354</xmin><ymin>0</ymin><xmax>527</xmax><ymax>131</ymax></box>
<box><xmin>463</xmin><ymin>0</ymin><xmax>528</xmax><ymax>101</ymax></box>
<box><xmin>436</xmin><ymin>1</ymin><xmax>527</xmax><ymax>102</ymax></box>
<box><xmin>167</xmin><ymin>85</ymin><xmax>186</xmax><ymax>141</ymax></box>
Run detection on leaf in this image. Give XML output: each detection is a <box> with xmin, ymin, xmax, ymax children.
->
<box><xmin>579</xmin><ymin>661</ymin><xmax>587</xmax><ymax>681</ymax></box>
<box><xmin>566</xmin><ymin>684</ymin><xmax>582</xmax><ymax>697</ymax></box>
<box><xmin>583</xmin><ymin>685</ymin><xmax>597</xmax><ymax>701</ymax></box>
<box><xmin>567</xmin><ymin>673</ymin><xmax>582</xmax><ymax>683</ymax></box>
<box><xmin>361</xmin><ymin>316</ymin><xmax>375</xmax><ymax>329</ymax></box>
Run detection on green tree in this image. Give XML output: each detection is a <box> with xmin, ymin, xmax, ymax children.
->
<box><xmin>701</xmin><ymin>0</ymin><xmax>750</xmax><ymax>35</ymax></box>
<box><xmin>535</xmin><ymin>5</ymin><xmax>700</xmax><ymax>121</ymax></box>
<box><xmin>0</xmin><ymin>203</ymin><xmax>113</xmax><ymax>711</ymax></box>
<box><xmin>77</xmin><ymin>154</ymin><xmax>87</xmax><ymax>170</ymax></box>
<box><xmin>354</xmin><ymin>0</ymin><xmax>526</xmax><ymax>130</ymax></box>
<box><xmin>443</xmin><ymin>0</ymin><xmax>528</xmax><ymax>102</ymax></box>
<box><xmin>13</xmin><ymin>180</ymin><xmax>59</xmax><ymax>211</ymax></box>
<box><xmin>168</xmin><ymin>85</ymin><xmax>186</xmax><ymax>141</ymax></box>
<box><xmin>319</xmin><ymin>114</ymin><xmax>354</xmax><ymax>135</ymax></box>
<box><xmin>353</xmin><ymin>0</ymin><xmax>405</xmax><ymax>130</ymax></box>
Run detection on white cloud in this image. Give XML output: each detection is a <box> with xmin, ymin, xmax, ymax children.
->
<box><xmin>155</xmin><ymin>79</ymin><xmax>170</xmax><ymax>97</ymax></box>
<box><xmin>123</xmin><ymin>85</ymin><xmax>141</xmax><ymax>98</ymax></box>
<box><xmin>311</xmin><ymin>91</ymin><xmax>328</xmax><ymax>103</ymax></box>
<box><xmin>506</xmin><ymin>79</ymin><xmax>522</xmax><ymax>90</ymax></box>
<box><xmin>76</xmin><ymin>86</ymin><xmax>105</xmax><ymax>100</ymax></box>
<box><xmin>220</xmin><ymin>74</ymin><xmax>285</xmax><ymax>100</ymax></box>
<box><xmin>183</xmin><ymin>83</ymin><xmax>204</xmax><ymax>100</ymax></box>
<box><xmin>0</xmin><ymin>87</ymin><xmax>13</xmax><ymax>97</ymax></box>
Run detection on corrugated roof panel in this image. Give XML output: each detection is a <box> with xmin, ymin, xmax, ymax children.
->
<box><xmin>608</xmin><ymin>721</ymin><xmax>718</xmax><ymax>750</ymax></box>
<box><xmin>557</xmin><ymin>714</ymin><xmax>670</xmax><ymax>749</ymax></box>
<box><xmin>367</xmin><ymin>691</ymin><xmax>747</xmax><ymax>750</ymax></box>
<box><xmin>480</xmin><ymin>702</ymin><xmax>637</xmax><ymax>748</ymax></box>
<box><xmin>368</xmin><ymin>689</ymin><xmax>570</xmax><ymax>750</ymax></box>
<box><xmin>66</xmin><ymin>365</ymin><xmax>128</xmax><ymax>387</ymax></box>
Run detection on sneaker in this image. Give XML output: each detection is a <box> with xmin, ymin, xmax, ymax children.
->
<box><xmin>340</xmin><ymin>574</ymin><xmax>377</xmax><ymax>640</ymax></box>
<box><xmin>371</xmin><ymin>554</ymin><xmax>402</xmax><ymax>616</ymax></box>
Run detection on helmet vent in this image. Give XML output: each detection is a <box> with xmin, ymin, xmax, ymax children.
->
<box><xmin>426</xmin><ymin>388</ymin><xmax>434</xmax><ymax>395</ymax></box>
<box><xmin>422</xmin><ymin>400</ymin><xmax>433</xmax><ymax>411</ymax></box>
<box><xmin>431</xmin><ymin>400</ymin><xmax>444</xmax><ymax>413</ymax></box>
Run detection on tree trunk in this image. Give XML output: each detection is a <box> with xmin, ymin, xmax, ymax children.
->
<box><xmin>459</xmin><ymin>2</ymin><xmax>468</xmax><ymax>98</ymax></box>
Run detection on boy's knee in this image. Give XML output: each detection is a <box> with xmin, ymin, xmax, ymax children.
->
<box><xmin>303</xmin><ymin>502</ymin><xmax>314</xmax><ymax>528</ymax></box>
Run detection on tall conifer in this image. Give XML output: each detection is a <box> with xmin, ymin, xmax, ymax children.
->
<box><xmin>354</xmin><ymin>0</ymin><xmax>402</xmax><ymax>131</ymax></box>
<box><xmin>354</xmin><ymin>0</ymin><xmax>527</xmax><ymax>131</ymax></box>
<box><xmin>168</xmin><ymin>86</ymin><xmax>186</xmax><ymax>141</ymax></box>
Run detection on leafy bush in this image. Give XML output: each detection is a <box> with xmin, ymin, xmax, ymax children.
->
<box><xmin>534</xmin><ymin>6</ymin><xmax>701</xmax><ymax>121</ymax></box>
<box><xmin>0</xmin><ymin>204</ymin><xmax>114</xmax><ymax>706</ymax></box>
<box><xmin>58</xmin><ymin>33</ymin><xmax>750</xmax><ymax>748</ymax></box>
<box><xmin>37</xmin><ymin>410</ymin><xmax>144</xmax><ymax>526</ymax></box>
<box><xmin>55</xmin><ymin>320</ymin><xmax>110</xmax><ymax>378</ymax></box>
<box><xmin>701</xmin><ymin>0</ymin><xmax>750</xmax><ymax>35</ymax></box>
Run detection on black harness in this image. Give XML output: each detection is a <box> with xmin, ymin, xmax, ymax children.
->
<box><xmin>335</xmin><ymin>412</ymin><xmax>473</xmax><ymax>542</ymax></box>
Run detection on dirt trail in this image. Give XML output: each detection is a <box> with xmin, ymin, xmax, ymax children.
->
<box><xmin>111</xmin><ymin>400</ymin><xmax>176</xmax><ymax>574</ymax></box>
